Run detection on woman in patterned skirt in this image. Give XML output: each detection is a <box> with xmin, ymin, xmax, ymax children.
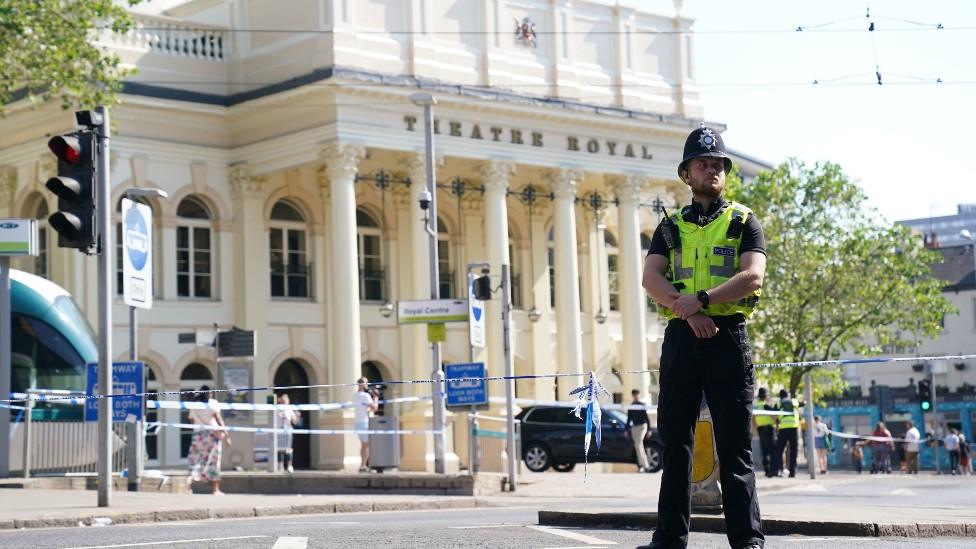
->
<box><xmin>186</xmin><ymin>385</ymin><xmax>231</xmax><ymax>494</ymax></box>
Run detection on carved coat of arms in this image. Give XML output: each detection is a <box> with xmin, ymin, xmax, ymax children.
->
<box><xmin>514</xmin><ymin>17</ymin><xmax>537</xmax><ymax>48</ymax></box>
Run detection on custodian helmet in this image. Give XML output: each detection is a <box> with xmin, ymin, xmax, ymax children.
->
<box><xmin>678</xmin><ymin>124</ymin><xmax>733</xmax><ymax>178</ymax></box>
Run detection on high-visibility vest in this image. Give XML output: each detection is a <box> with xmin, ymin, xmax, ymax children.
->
<box><xmin>778</xmin><ymin>399</ymin><xmax>800</xmax><ymax>429</ymax></box>
<box><xmin>659</xmin><ymin>201</ymin><xmax>761</xmax><ymax>320</ymax></box>
<box><xmin>754</xmin><ymin>402</ymin><xmax>775</xmax><ymax>427</ymax></box>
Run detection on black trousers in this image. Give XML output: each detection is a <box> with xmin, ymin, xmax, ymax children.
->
<box><xmin>757</xmin><ymin>426</ymin><xmax>775</xmax><ymax>477</ymax></box>
<box><xmin>652</xmin><ymin>317</ymin><xmax>764</xmax><ymax>549</ymax></box>
<box><xmin>772</xmin><ymin>428</ymin><xmax>798</xmax><ymax>477</ymax></box>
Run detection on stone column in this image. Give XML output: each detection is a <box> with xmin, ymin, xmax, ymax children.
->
<box><xmin>546</xmin><ymin>168</ymin><xmax>584</xmax><ymax>399</ymax></box>
<box><xmin>480</xmin><ymin>161</ymin><xmax>515</xmax><ymax>377</ymax></box>
<box><xmin>320</xmin><ymin>143</ymin><xmax>365</xmax><ymax>470</ymax></box>
<box><xmin>611</xmin><ymin>175</ymin><xmax>650</xmax><ymax>398</ymax></box>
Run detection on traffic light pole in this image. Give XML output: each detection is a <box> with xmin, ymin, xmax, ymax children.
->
<box><xmin>930</xmin><ymin>372</ymin><xmax>941</xmax><ymax>474</ymax></box>
<box><xmin>96</xmin><ymin>106</ymin><xmax>113</xmax><ymax>507</ymax></box>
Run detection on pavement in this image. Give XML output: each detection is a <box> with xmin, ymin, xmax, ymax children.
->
<box><xmin>0</xmin><ymin>470</ymin><xmax>973</xmax><ymax>538</ymax></box>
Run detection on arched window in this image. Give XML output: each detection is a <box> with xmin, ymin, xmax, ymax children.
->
<box><xmin>269</xmin><ymin>200</ymin><xmax>310</xmax><ymax>299</ymax></box>
<box><xmin>605</xmin><ymin>231</ymin><xmax>619</xmax><ymax>311</ymax></box>
<box><xmin>176</xmin><ymin>196</ymin><xmax>213</xmax><ymax>298</ymax></box>
<box><xmin>144</xmin><ymin>366</ymin><xmax>160</xmax><ymax>462</ymax></box>
<box><xmin>33</xmin><ymin>199</ymin><xmax>49</xmax><ymax>279</ymax></box>
<box><xmin>356</xmin><ymin>209</ymin><xmax>384</xmax><ymax>301</ymax></box>
<box><xmin>508</xmin><ymin>228</ymin><xmax>522</xmax><ymax>309</ymax></box>
<box><xmin>437</xmin><ymin>216</ymin><xmax>454</xmax><ymax>298</ymax></box>
<box><xmin>547</xmin><ymin>228</ymin><xmax>555</xmax><ymax>307</ymax></box>
<box><xmin>179</xmin><ymin>363</ymin><xmax>213</xmax><ymax>458</ymax></box>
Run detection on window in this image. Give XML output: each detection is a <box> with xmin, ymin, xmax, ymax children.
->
<box><xmin>33</xmin><ymin>200</ymin><xmax>49</xmax><ymax>279</ymax></box>
<box><xmin>11</xmin><ymin>314</ymin><xmax>86</xmax><ymax>393</ymax></box>
<box><xmin>144</xmin><ymin>367</ymin><xmax>159</xmax><ymax>462</ymax></box>
<box><xmin>509</xmin><ymin>228</ymin><xmax>522</xmax><ymax>309</ymax></box>
<box><xmin>548</xmin><ymin>228</ymin><xmax>555</xmax><ymax>307</ymax></box>
<box><xmin>356</xmin><ymin>209</ymin><xmax>384</xmax><ymax>301</ymax></box>
<box><xmin>605</xmin><ymin>231</ymin><xmax>619</xmax><ymax>311</ymax></box>
<box><xmin>437</xmin><ymin>216</ymin><xmax>454</xmax><ymax>298</ymax></box>
<box><xmin>176</xmin><ymin>197</ymin><xmax>213</xmax><ymax>298</ymax></box>
<box><xmin>269</xmin><ymin>200</ymin><xmax>310</xmax><ymax>299</ymax></box>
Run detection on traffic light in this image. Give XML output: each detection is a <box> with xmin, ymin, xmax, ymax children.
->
<box><xmin>46</xmin><ymin>130</ymin><xmax>97</xmax><ymax>252</ymax></box>
<box><xmin>917</xmin><ymin>379</ymin><xmax>932</xmax><ymax>412</ymax></box>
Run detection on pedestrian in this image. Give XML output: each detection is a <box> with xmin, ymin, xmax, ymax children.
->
<box><xmin>275</xmin><ymin>393</ymin><xmax>300</xmax><ymax>473</ymax></box>
<box><xmin>186</xmin><ymin>385</ymin><xmax>231</xmax><ymax>495</ymax></box>
<box><xmin>640</xmin><ymin>125</ymin><xmax>766</xmax><ymax>549</ymax></box>
<box><xmin>870</xmin><ymin>422</ymin><xmax>893</xmax><ymax>474</ymax></box>
<box><xmin>772</xmin><ymin>389</ymin><xmax>800</xmax><ymax>478</ymax></box>
<box><xmin>627</xmin><ymin>389</ymin><xmax>653</xmax><ymax>472</ymax></box>
<box><xmin>753</xmin><ymin>388</ymin><xmax>776</xmax><ymax>478</ymax></box>
<box><xmin>957</xmin><ymin>433</ymin><xmax>970</xmax><ymax>475</ymax></box>
<box><xmin>813</xmin><ymin>415</ymin><xmax>829</xmax><ymax>475</ymax></box>
<box><xmin>354</xmin><ymin>377</ymin><xmax>378</xmax><ymax>473</ymax></box>
<box><xmin>944</xmin><ymin>429</ymin><xmax>960</xmax><ymax>475</ymax></box>
<box><xmin>852</xmin><ymin>442</ymin><xmax>864</xmax><ymax>474</ymax></box>
<box><xmin>903</xmin><ymin>420</ymin><xmax>920</xmax><ymax>474</ymax></box>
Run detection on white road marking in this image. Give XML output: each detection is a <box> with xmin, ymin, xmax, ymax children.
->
<box><xmin>449</xmin><ymin>524</ymin><xmax>521</xmax><ymax>529</ymax></box>
<box><xmin>63</xmin><ymin>535</ymin><xmax>268</xmax><ymax>549</ymax></box>
<box><xmin>272</xmin><ymin>537</ymin><xmax>308</xmax><ymax>549</ymax></box>
<box><xmin>526</xmin><ymin>525</ymin><xmax>616</xmax><ymax>546</ymax></box>
<box><xmin>284</xmin><ymin>521</ymin><xmax>361</xmax><ymax>525</ymax></box>
<box><xmin>886</xmin><ymin>488</ymin><xmax>916</xmax><ymax>496</ymax></box>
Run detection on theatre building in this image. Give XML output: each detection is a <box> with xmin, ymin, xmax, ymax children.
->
<box><xmin>0</xmin><ymin>0</ymin><xmax>762</xmax><ymax>471</ymax></box>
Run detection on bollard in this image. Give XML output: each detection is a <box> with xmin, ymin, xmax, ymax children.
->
<box><xmin>22</xmin><ymin>391</ymin><xmax>33</xmax><ymax>479</ymax></box>
<box><xmin>125</xmin><ymin>419</ymin><xmax>143</xmax><ymax>492</ymax></box>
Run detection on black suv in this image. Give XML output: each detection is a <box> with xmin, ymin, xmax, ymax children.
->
<box><xmin>516</xmin><ymin>405</ymin><xmax>662</xmax><ymax>473</ymax></box>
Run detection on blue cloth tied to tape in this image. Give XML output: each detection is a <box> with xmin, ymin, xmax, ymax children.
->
<box><xmin>568</xmin><ymin>372</ymin><xmax>610</xmax><ymax>479</ymax></box>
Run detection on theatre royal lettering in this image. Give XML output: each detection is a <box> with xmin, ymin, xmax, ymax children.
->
<box><xmin>403</xmin><ymin>116</ymin><xmax>654</xmax><ymax>160</ymax></box>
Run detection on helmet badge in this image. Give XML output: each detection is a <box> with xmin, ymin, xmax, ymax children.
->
<box><xmin>698</xmin><ymin>128</ymin><xmax>717</xmax><ymax>150</ymax></box>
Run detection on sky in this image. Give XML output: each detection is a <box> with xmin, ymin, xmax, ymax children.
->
<box><xmin>680</xmin><ymin>0</ymin><xmax>975</xmax><ymax>224</ymax></box>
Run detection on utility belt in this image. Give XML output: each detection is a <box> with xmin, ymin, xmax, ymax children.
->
<box><xmin>667</xmin><ymin>313</ymin><xmax>745</xmax><ymax>329</ymax></box>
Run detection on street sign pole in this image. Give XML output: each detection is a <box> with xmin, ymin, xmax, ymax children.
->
<box><xmin>804</xmin><ymin>373</ymin><xmax>817</xmax><ymax>480</ymax></box>
<box><xmin>501</xmin><ymin>264</ymin><xmax>517</xmax><ymax>492</ymax></box>
<box><xmin>96</xmin><ymin>106</ymin><xmax>113</xmax><ymax>507</ymax></box>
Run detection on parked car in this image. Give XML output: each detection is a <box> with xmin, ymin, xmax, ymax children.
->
<box><xmin>516</xmin><ymin>405</ymin><xmax>662</xmax><ymax>473</ymax></box>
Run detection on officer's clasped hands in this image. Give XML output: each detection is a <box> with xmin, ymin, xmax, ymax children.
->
<box><xmin>671</xmin><ymin>293</ymin><xmax>704</xmax><ymax>320</ymax></box>
<box><xmin>685</xmin><ymin>313</ymin><xmax>719</xmax><ymax>339</ymax></box>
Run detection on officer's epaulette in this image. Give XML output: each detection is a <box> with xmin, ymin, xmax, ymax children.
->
<box><xmin>726</xmin><ymin>209</ymin><xmax>747</xmax><ymax>239</ymax></box>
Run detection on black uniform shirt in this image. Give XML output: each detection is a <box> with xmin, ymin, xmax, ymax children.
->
<box><xmin>646</xmin><ymin>196</ymin><xmax>766</xmax><ymax>258</ymax></box>
<box><xmin>627</xmin><ymin>401</ymin><xmax>649</xmax><ymax>426</ymax></box>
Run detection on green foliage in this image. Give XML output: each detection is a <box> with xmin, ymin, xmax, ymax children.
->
<box><xmin>727</xmin><ymin>159</ymin><xmax>955</xmax><ymax>399</ymax></box>
<box><xmin>0</xmin><ymin>0</ymin><xmax>140</xmax><ymax>114</ymax></box>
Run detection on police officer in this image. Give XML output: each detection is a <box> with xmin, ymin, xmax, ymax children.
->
<box><xmin>754</xmin><ymin>388</ymin><xmax>776</xmax><ymax>478</ymax></box>
<box><xmin>639</xmin><ymin>125</ymin><xmax>766</xmax><ymax>549</ymax></box>
<box><xmin>771</xmin><ymin>389</ymin><xmax>800</xmax><ymax>478</ymax></box>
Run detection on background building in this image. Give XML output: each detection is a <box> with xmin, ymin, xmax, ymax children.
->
<box><xmin>0</xmin><ymin>0</ymin><xmax>767</xmax><ymax>472</ymax></box>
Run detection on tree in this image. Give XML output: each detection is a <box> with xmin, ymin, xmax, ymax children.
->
<box><xmin>727</xmin><ymin>160</ymin><xmax>955</xmax><ymax>399</ymax></box>
<box><xmin>0</xmin><ymin>0</ymin><xmax>140</xmax><ymax>115</ymax></box>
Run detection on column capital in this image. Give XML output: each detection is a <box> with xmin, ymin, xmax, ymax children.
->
<box><xmin>545</xmin><ymin>168</ymin><xmax>585</xmax><ymax>199</ymax></box>
<box><xmin>480</xmin><ymin>160</ymin><xmax>516</xmax><ymax>193</ymax></box>
<box><xmin>608</xmin><ymin>174</ymin><xmax>651</xmax><ymax>204</ymax></box>
<box><xmin>0</xmin><ymin>166</ymin><xmax>17</xmax><ymax>205</ymax></box>
<box><xmin>320</xmin><ymin>143</ymin><xmax>366</xmax><ymax>182</ymax></box>
<box><xmin>399</xmin><ymin>150</ymin><xmax>445</xmax><ymax>186</ymax></box>
<box><xmin>229</xmin><ymin>164</ymin><xmax>265</xmax><ymax>199</ymax></box>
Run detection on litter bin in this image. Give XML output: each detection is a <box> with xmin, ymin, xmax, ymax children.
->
<box><xmin>368</xmin><ymin>414</ymin><xmax>399</xmax><ymax>472</ymax></box>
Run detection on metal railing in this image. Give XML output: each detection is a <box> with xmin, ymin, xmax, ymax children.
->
<box><xmin>14</xmin><ymin>390</ymin><xmax>128</xmax><ymax>478</ymax></box>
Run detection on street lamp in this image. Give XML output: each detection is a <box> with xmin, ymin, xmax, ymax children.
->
<box><xmin>409</xmin><ymin>91</ymin><xmax>446</xmax><ymax>474</ymax></box>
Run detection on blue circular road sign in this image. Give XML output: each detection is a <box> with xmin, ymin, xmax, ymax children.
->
<box><xmin>124</xmin><ymin>207</ymin><xmax>149</xmax><ymax>271</ymax></box>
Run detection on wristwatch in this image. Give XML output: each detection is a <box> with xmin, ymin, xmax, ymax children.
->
<box><xmin>696</xmin><ymin>290</ymin><xmax>710</xmax><ymax>309</ymax></box>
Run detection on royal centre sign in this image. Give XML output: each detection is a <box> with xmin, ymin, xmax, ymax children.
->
<box><xmin>397</xmin><ymin>299</ymin><xmax>469</xmax><ymax>324</ymax></box>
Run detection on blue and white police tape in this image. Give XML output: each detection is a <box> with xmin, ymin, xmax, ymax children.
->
<box><xmin>146</xmin><ymin>421</ymin><xmax>442</xmax><ymax>436</ymax></box>
<box><xmin>5</xmin><ymin>352</ymin><xmax>975</xmax><ymax>405</ymax></box>
<box><xmin>9</xmin><ymin>392</ymin><xmax>87</xmax><ymax>405</ymax></box>
<box><xmin>755</xmin><ymin>354</ymin><xmax>976</xmax><ymax>369</ymax></box>
<box><xmin>568</xmin><ymin>372</ymin><xmax>611</xmax><ymax>480</ymax></box>
<box><xmin>826</xmin><ymin>429</ymin><xmax>913</xmax><ymax>444</ymax></box>
<box><xmin>147</xmin><ymin>395</ymin><xmax>429</xmax><ymax>412</ymax></box>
